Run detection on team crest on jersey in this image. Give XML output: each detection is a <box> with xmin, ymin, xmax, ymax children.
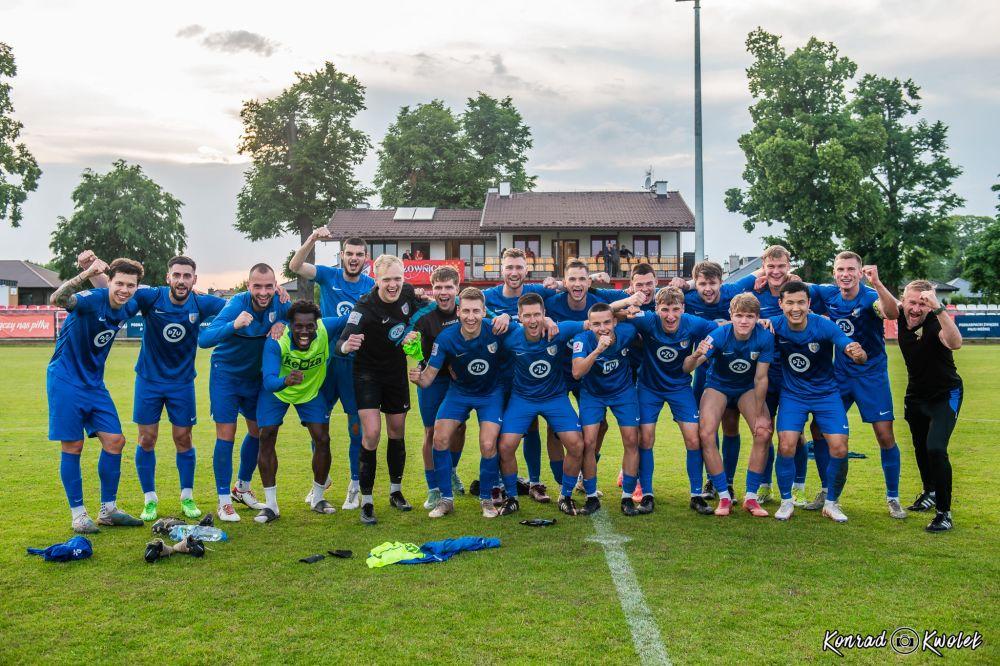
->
<box><xmin>188</xmin><ymin>313</ymin><xmax>198</xmax><ymax>324</ymax></box>
<box><xmin>808</xmin><ymin>342</ymin><xmax>820</xmax><ymax>353</ymax></box>
<box><xmin>529</xmin><ymin>360</ymin><xmax>551</xmax><ymax>378</ymax></box>
<box><xmin>547</xmin><ymin>345</ymin><xmax>558</xmax><ymax>356</ymax></box>
<box><xmin>836</xmin><ymin>319</ymin><xmax>855</xmax><ymax>336</ymax></box>
<box><xmin>487</xmin><ymin>342</ymin><xmax>497</xmax><ymax>354</ymax></box>
<box><xmin>268</xmin><ymin>312</ymin><xmax>275</xmax><ymax>323</ymax></box>
<box><xmin>788</xmin><ymin>353</ymin><xmax>811</xmax><ymax>372</ymax></box>
<box><xmin>468</xmin><ymin>359</ymin><xmax>490</xmax><ymax>376</ymax></box>
<box><xmin>750</xmin><ymin>351</ymin><xmax>760</xmax><ymax>360</ymax></box>
<box><xmin>163</xmin><ymin>323</ymin><xmax>186</xmax><ymax>342</ymax></box>
<box><xmin>572</xmin><ymin>341</ymin><xmax>583</xmax><ymax>353</ymax></box>
<box><xmin>657</xmin><ymin>346</ymin><xmax>678</xmax><ymax>363</ymax></box>
<box><xmin>852</xmin><ymin>308</ymin><xmax>861</xmax><ymax>318</ymax></box>
<box><xmin>402</xmin><ymin>302</ymin><xmax>410</xmax><ymax>316</ymax></box>
<box><xmin>336</xmin><ymin>301</ymin><xmax>353</xmax><ymax>316</ymax></box>
<box><xmin>389</xmin><ymin>324</ymin><xmax>406</xmax><ymax>341</ymax></box>
<box><xmin>680</xmin><ymin>339</ymin><xmax>689</xmax><ymax>349</ymax></box>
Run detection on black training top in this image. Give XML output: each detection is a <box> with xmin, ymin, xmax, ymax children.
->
<box><xmin>897</xmin><ymin>312</ymin><xmax>962</xmax><ymax>401</ymax></box>
<box><xmin>412</xmin><ymin>303</ymin><xmax>459</xmax><ymax>375</ymax></box>
<box><xmin>336</xmin><ymin>283</ymin><xmax>428</xmax><ymax>378</ymax></box>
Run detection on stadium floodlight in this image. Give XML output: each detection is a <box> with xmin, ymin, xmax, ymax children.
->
<box><xmin>676</xmin><ymin>0</ymin><xmax>705</xmax><ymax>262</ymax></box>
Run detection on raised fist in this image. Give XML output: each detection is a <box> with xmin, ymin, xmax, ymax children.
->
<box><xmin>284</xmin><ymin>370</ymin><xmax>303</xmax><ymax>386</ymax></box>
<box><xmin>233</xmin><ymin>311</ymin><xmax>254</xmax><ymax>330</ymax></box>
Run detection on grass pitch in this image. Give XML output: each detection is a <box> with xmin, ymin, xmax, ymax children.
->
<box><xmin>0</xmin><ymin>344</ymin><xmax>997</xmax><ymax>664</ymax></box>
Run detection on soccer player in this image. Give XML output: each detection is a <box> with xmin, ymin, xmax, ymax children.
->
<box><xmin>497</xmin><ymin>293</ymin><xmax>590</xmax><ymax>516</ymax></box>
<box><xmin>610</xmin><ymin>287</ymin><xmax>715</xmax><ymax>514</ymax></box>
<box><xmin>255</xmin><ymin>301</ymin><xmax>347</xmax><ymax>522</ymax></box>
<box><xmin>897</xmin><ymin>281</ymin><xmax>963</xmax><ymax>532</ymax></box>
<box><xmin>336</xmin><ymin>254</ymin><xmax>430</xmax><ymax>525</ymax></box>
<box><xmin>289</xmin><ymin>228</ymin><xmax>373</xmax><ymax>509</ymax></box>
<box><xmin>409</xmin><ymin>266</ymin><xmax>467</xmax><ymax>509</ymax></box>
<box><xmin>810</xmin><ymin>253</ymin><xmax>905</xmax><ymax>519</ymax></box>
<box><xmin>409</xmin><ymin>287</ymin><xmax>509</xmax><ymax>518</ymax></box>
<box><xmin>685</xmin><ymin>293</ymin><xmax>775</xmax><ymax>517</ymax></box>
<box><xmin>198</xmin><ymin>263</ymin><xmax>290</xmax><ymax>522</ymax></box>
<box><xmin>769</xmin><ymin>282</ymin><xmax>867</xmax><ymax>523</ymax></box>
<box><xmin>571</xmin><ymin>303</ymin><xmax>640</xmax><ymax>515</ymax></box>
<box><xmin>48</xmin><ymin>257</ymin><xmax>145</xmax><ymax>533</ymax></box>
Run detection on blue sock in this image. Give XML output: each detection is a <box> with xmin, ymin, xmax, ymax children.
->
<box><xmin>450</xmin><ymin>448</ymin><xmax>463</xmax><ymax>469</ymax></box>
<box><xmin>763</xmin><ymin>444</ymin><xmax>775</xmax><ymax>484</ymax></box>
<box><xmin>685</xmin><ymin>449</ymin><xmax>704</xmax><ymax>495</ymax></box>
<box><xmin>237</xmin><ymin>434</ymin><xmax>259</xmax><ymax>484</ymax></box>
<box><xmin>479</xmin><ymin>455</ymin><xmax>499</xmax><ymax>500</ymax></box>
<box><xmin>134</xmin><ymin>446</ymin><xmax>156</xmax><ymax>494</ymax></box>
<box><xmin>622</xmin><ymin>473</ymin><xmax>638</xmax><ymax>495</ymax></box>
<box><xmin>176</xmin><ymin>448</ymin><xmax>196</xmax><ymax>490</ymax></box>
<box><xmin>776</xmin><ymin>454</ymin><xmax>795</xmax><ymax>500</ymax></box>
<box><xmin>523</xmin><ymin>430</ymin><xmax>542</xmax><ymax>484</ymax></box>
<box><xmin>583</xmin><ymin>476</ymin><xmax>598</xmax><ymax>496</ymax></box>
<box><xmin>213</xmin><ymin>438</ymin><xmax>234</xmax><ymax>495</ymax></box>
<box><xmin>549</xmin><ymin>460</ymin><xmax>563</xmax><ymax>484</ymax></box>
<box><xmin>60</xmin><ymin>451</ymin><xmax>84</xmax><ymax>508</ymax></box>
<box><xmin>502</xmin><ymin>472</ymin><xmax>519</xmax><ymax>497</ymax></box>
<box><xmin>745</xmin><ymin>469</ymin><xmax>763</xmax><ymax>496</ymax></box>
<box><xmin>97</xmin><ymin>450</ymin><xmax>122</xmax><ymax>504</ymax></box>
<box><xmin>827</xmin><ymin>456</ymin><xmax>848</xmax><ymax>502</ymax></box>
<box><xmin>722</xmin><ymin>434</ymin><xmax>741</xmax><ymax>484</ymax></box>
<box><xmin>424</xmin><ymin>468</ymin><xmax>437</xmax><ymax>491</ymax></box>
<box><xmin>880</xmin><ymin>444</ymin><xmax>900</xmax><ymax>499</ymax></box>
<box><xmin>793</xmin><ymin>440</ymin><xmax>808</xmax><ymax>484</ymax></box>
<box><xmin>433</xmin><ymin>449</ymin><xmax>453</xmax><ymax>499</ymax></box>
<box><xmin>638</xmin><ymin>448</ymin><xmax>654</xmax><ymax>495</ymax></box>
<box><xmin>347</xmin><ymin>414</ymin><xmax>362</xmax><ymax>481</ymax></box>
<box><xmin>560</xmin><ymin>472</ymin><xmax>577</xmax><ymax>498</ymax></box>
<box><xmin>812</xmin><ymin>438</ymin><xmax>830</xmax><ymax>489</ymax></box>
<box><xmin>709</xmin><ymin>471</ymin><xmax>729</xmax><ymax>498</ymax></box>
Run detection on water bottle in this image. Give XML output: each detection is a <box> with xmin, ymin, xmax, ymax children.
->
<box><xmin>168</xmin><ymin>524</ymin><xmax>228</xmax><ymax>542</ymax></box>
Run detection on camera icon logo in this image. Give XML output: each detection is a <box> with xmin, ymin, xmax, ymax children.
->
<box><xmin>890</xmin><ymin>627</ymin><xmax>920</xmax><ymax>655</ymax></box>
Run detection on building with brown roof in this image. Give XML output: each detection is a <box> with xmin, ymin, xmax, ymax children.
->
<box><xmin>0</xmin><ymin>260</ymin><xmax>63</xmax><ymax>305</ymax></box>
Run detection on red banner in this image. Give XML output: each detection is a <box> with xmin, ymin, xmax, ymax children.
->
<box><xmin>0</xmin><ymin>312</ymin><xmax>60</xmax><ymax>339</ymax></box>
<box><xmin>360</xmin><ymin>259</ymin><xmax>465</xmax><ymax>286</ymax></box>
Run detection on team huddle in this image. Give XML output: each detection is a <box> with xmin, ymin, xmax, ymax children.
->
<box><xmin>45</xmin><ymin>232</ymin><xmax>965</xmax><ymax>535</ymax></box>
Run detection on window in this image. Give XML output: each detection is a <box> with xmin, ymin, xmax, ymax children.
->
<box><xmin>633</xmin><ymin>235</ymin><xmax>660</xmax><ymax>258</ymax></box>
<box><xmin>513</xmin><ymin>235</ymin><xmax>541</xmax><ymax>257</ymax></box>
<box><xmin>369</xmin><ymin>242</ymin><xmax>398</xmax><ymax>258</ymax></box>
<box><xmin>410</xmin><ymin>242</ymin><xmax>430</xmax><ymax>260</ymax></box>
<box><xmin>590</xmin><ymin>235</ymin><xmax>617</xmax><ymax>258</ymax></box>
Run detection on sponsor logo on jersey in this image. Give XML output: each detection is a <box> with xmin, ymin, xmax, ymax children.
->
<box><xmin>808</xmin><ymin>342</ymin><xmax>820</xmax><ymax>353</ymax></box>
<box><xmin>621</xmin><ymin>348</ymin><xmax>628</xmax><ymax>356</ymax></box>
<box><xmin>852</xmin><ymin>307</ymin><xmax>861</xmax><ymax>318</ymax></box>
<box><xmin>336</xmin><ymin>301</ymin><xmax>353</xmax><ymax>316</ymax></box>
<box><xmin>163</xmin><ymin>323</ymin><xmax>186</xmax><ymax>342</ymax></box>
<box><xmin>729</xmin><ymin>358</ymin><xmax>751</xmax><ymax>373</ymax></box>
<box><xmin>79</xmin><ymin>290</ymin><xmax>92</xmax><ymax>297</ymax></box>
<box><xmin>487</xmin><ymin>342</ymin><xmax>497</xmax><ymax>354</ymax></box>
<box><xmin>93</xmin><ymin>329</ymin><xmax>115</xmax><ymax>347</ymax></box>
<box><xmin>529</xmin><ymin>360</ymin><xmax>551</xmax><ymax>378</ymax></box>
<box><xmin>468</xmin><ymin>359</ymin><xmax>490</xmax><ymax>376</ymax></box>
<box><xmin>348</xmin><ymin>311</ymin><xmax>362</xmax><ymax>325</ymax></box>
<box><xmin>836</xmin><ymin>319</ymin><xmax>855</xmax><ymax>336</ymax></box>
<box><xmin>788</xmin><ymin>352</ymin><xmax>811</xmax><ymax>372</ymax></box>
<box><xmin>546</xmin><ymin>344</ymin><xmax>558</xmax><ymax>356</ymax></box>
<box><xmin>282</xmin><ymin>355</ymin><xmax>324</xmax><ymax>371</ymax></box>
<box><xmin>389</xmin><ymin>324</ymin><xmax>405</xmax><ymax>341</ymax></box>
<box><xmin>657</xmin><ymin>346</ymin><xmax>678</xmax><ymax>363</ymax></box>
<box><xmin>602</xmin><ymin>359</ymin><xmax>620</xmax><ymax>374</ymax></box>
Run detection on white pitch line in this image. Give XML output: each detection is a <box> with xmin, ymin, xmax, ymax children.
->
<box><xmin>587</xmin><ymin>509</ymin><xmax>671</xmax><ymax>666</ymax></box>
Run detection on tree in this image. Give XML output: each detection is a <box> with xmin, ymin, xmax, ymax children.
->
<box><xmin>375</xmin><ymin>93</ymin><xmax>536</xmax><ymax>208</ymax></box>
<box><xmin>843</xmin><ymin>75</ymin><xmax>963</xmax><ymax>290</ymax></box>
<box><xmin>236</xmin><ymin>62</ymin><xmax>371</xmax><ymax>297</ymax></box>
<box><xmin>963</xmin><ymin>177</ymin><xmax>1000</xmax><ymax>300</ymax></box>
<box><xmin>375</xmin><ymin>100</ymin><xmax>470</xmax><ymax>208</ymax></box>
<box><xmin>725</xmin><ymin>29</ymin><xmax>885</xmax><ymax>281</ymax></box>
<box><xmin>49</xmin><ymin>160</ymin><xmax>185</xmax><ymax>283</ymax></box>
<box><xmin>0</xmin><ymin>42</ymin><xmax>41</xmax><ymax>227</ymax></box>
<box><xmin>926</xmin><ymin>215</ymin><xmax>992</xmax><ymax>281</ymax></box>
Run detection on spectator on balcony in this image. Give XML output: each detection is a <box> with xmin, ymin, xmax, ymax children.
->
<box><xmin>402</xmin><ymin>251</ymin><xmax>412</xmax><ymax>260</ymax></box>
<box><xmin>413</xmin><ymin>249</ymin><xmax>425</xmax><ymax>260</ymax></box>
<box><xmin>524</xmin><ymin>247</ymin><xmax>536</xmax><ymax>260</ymax></box>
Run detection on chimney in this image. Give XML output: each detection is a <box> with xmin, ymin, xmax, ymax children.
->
<box><xmin>653</xmin><ymin>180</ymin><xmax>669</xmax><ymax>197</ymax></box>
<box><xmin>498</xmin><ymin>182</ymin><xmax>512</xmax><ymax>197</ymax></box>
<box><xmin>487</xmin><ymin>187</ymin><xmax>499</xmax><ymax>194</ymax></box>
<box><xmin>729</xmin><ymin>254</ymin><xmax>740</xmax><ymax>274</ymax></box>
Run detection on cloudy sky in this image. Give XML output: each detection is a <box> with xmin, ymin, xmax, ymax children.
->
<box><xmin>2</xmin><ymin>0</ymin><xmax>997</xmax><ymax>287</ymax></box>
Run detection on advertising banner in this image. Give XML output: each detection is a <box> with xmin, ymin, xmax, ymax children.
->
<box><xmin>0</xmin><ymin>312</ymin><xmax>60</xmax><ymax>339</ymax></box>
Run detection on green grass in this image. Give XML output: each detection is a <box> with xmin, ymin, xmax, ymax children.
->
<box><xmin>0</xmin><ymin>344</ymin><xmax>997</xmax><ymax>664</ymax></box>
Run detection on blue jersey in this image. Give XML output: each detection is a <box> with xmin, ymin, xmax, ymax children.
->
<box><xmin>571</xmin><ymin>324</ymin><xmax>638</xmax><ymax>397</ymax></box>
<box><xmin>48</xmin><ymin>288</ymin><xmax>138</xmax><ymax>388</ymax></box>
<box><xmin>482</xmin><ymin>283</ymin><xmax>557</xmax><ymax>322</ymax></box>
<box><xmin>198</xmin><ymin>292</ymin><xmax>291</xmax><ymax>380</ymax></box>
<box><xmin>811</xmin><ymin>284</ymin><xmax>887</xmax><ymax>378</ymax></box>
<box><xmin>755</xmin><ymin>282</ymin><xmax>827</xmax><ymax>319</ymax></box>
<box><xmin>501</xmin><ymin>321</ymin><xmax>585</xmax><ymax>400</ymax></box>
<box><xmin>544</xmin><ymin>291</ymin><xmax>611</xmax><ymax>323</ymax></box>
<box><xmin>770</xmin><ymin>314</ymin><xmax>857</xmax><ymax>398</ymax></box>
<box><xmin>428</xmin><ymin>321</ymin><xmax>505</xmax><ymax>397</ymax></box>
<box><xmin>703</xmin><ymin>323</ymin><xmax>775</xmax><ymax>392</ymax></box>
<box><xmin>632</xmin><ymin>312</ymin><xmax>715</xmax><ymax>392</ymax></box>
<box><xmin>131</xmin><ymin>286</ymin><xmax>226</xmax><ymax>384</ymax></box>
<box><xmin>314</xmin><ymin>265</ymin><xmax>375</xmax><ymax>318</ymax></box>
<box><xmin>685</xmin><ymin>274</ymin><xmax>757</xmax><ymax>324</ymax></box>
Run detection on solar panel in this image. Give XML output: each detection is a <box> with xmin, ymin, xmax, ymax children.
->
<box><xmin>413</xmin><ymin>207</ymin><xmax>436</xmax><ymax>220</ymax></box>
<box><xmin>393</xmin><ymin>207</ymin><xmax>417</xmax><ymax>220</ymax></box>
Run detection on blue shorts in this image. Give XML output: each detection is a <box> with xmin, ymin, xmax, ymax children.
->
<box><xmin>638</xmin><ymin>384</ymin><xmax>700</xmax><ymax>424</ymax></box>
<box><xmin>322</xmin><ymin>356</ymin><xmax>358</xmax><ymax>415</ymax></box>
<box><xmin>840</xmin><ymin>371</ymin><xmax>894</xmax><ymax>423</ymax></box>
<box><xmin>501</xmin><ymin>393</ymin><xmax>580</xmax><ymax>436</ymax></box>
<box><xmin>256</xmin><ymin>390</ymin><xmax>331</xmax><ymax>428</ymax></box>
<box><xmin>438</xmin><ymin>386</ymin><xmax>504</xmax><ymax>426</ymax></box>
<box><xmin>209</xmin><ymin>367</ymin><xmax>261</xmax><ymax>424</ymax></box>
<box><xmin>693</xmin><ymin>364</ymin><xmax>708</xmax><ymax>402</ymax></box>
<box><xmin>133</xmin><ymin>378</ymin><xmax>197</xmax><ymax>427</ymax></box>
<box><xmin>704</xmin><ymin>382</ymin><xmax>750</xmax><ymax>410</ymax></box>
<box><xmin>776</xmin><ymin>391</ymin><xmax>849</xmax><ymax>436</ymax></box>
<box><xmin>417</xmin><ymin>378</ymin><xmax>451</xmax><ymax>428</ymax></box>
<box><xmin>765</xmin><ymin>385</ymin><xmax>781</xmax><ymax>419</ymax></box>
<box><xmin>47</xmin><ymin>370</ymin><xmax>122</xmax><ymax>441</ymax></box>
<box><xmin>579</xmin><ymin>388</ymin><xmax>640</xmax><ymax>428</ymax></box>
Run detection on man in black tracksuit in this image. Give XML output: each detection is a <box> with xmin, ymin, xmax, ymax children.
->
<box><xmin>897</xmin><ymin>280</ymin><xmax>964</xmax><ymax>532</ymax></box>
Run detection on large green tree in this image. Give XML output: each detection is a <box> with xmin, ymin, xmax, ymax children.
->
<box><xmin>0</xmin><ymin>42</ymin><xmax>41</xmax><ymax>227</ymax></box>
<box><xmin>842</xmin><ymin>75</ymin><xmax>963</xmax><ymax>290</ymax></box>
<box><xmin>236</xmin><ymin>62</ymin><xmax>371</xmax><ymax>297</ymax></box>
<box><xmin>725</xmin><ymin>29</ymin><xmax>886</xmax><ymax>281</ymax></box>
<box><xmin>462</xmin><ymin>92</ymin><xmax>536</xmax><ymax>196</ymax></box>
<box><xmin>49</xmin><ymin>160</ymin><xmax>185</xmax><ymax>284</ymax></box>
<box><xmin>926</xmin><ymin>214</ymin><xmax>992</xmax><ymax>281</ymax></box>
<box><xmin>963</xmin><ymin>177</ymin><xmax>1000</xmax><ymax>300</ymax></box>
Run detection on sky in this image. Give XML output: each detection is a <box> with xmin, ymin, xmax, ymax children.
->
<box><xmin>2</xmin><ymin>0</ymin><xmax>998</xmax><ymax>288</ymax></box>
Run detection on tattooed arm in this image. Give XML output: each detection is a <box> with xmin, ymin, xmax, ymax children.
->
<box><xmin>50</xmin><ymin>260</ymin><xmax>108</xmax><ymax>310</ymax></box>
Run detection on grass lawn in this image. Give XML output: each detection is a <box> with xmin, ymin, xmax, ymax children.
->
<box><xmin>0</xmin><ymin>344</ymin><xmax>996</xmax><ymax>664</ymax></box>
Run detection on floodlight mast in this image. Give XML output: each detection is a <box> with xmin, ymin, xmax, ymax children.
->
<box><xmin>677</xmin><ymin>0</ymin><xmax>704</xmax><ymax>262</ymax></box>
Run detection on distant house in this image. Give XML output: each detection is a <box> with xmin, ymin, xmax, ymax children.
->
<box><xmin>0</xmin><ymin>260</ymin><xmax>63</xmax><ymax>305</ymax></box>
<box><xmin>327</xmin><ymin>180</ymin><xmax>695</xmax><ymax>280</ymax></box>
<box><xmin>927</xmin><ymin>279</ymin><xmax>960</xmax><ymax>302</ymax></box>
<box><xmin>947</xmin><ymin>277</ymin><xmax>982</xmax><ymax>299</ymax></box>
<box><xmin>723</xmin><ymin>256</ymin><xmax>762</xmax><ymax>283</ymax></box>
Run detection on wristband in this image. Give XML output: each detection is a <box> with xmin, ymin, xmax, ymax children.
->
<box><xmin>932</xmin><ymin>305</ymin><xmax>946</xmax><ymax>315</ymax></box>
